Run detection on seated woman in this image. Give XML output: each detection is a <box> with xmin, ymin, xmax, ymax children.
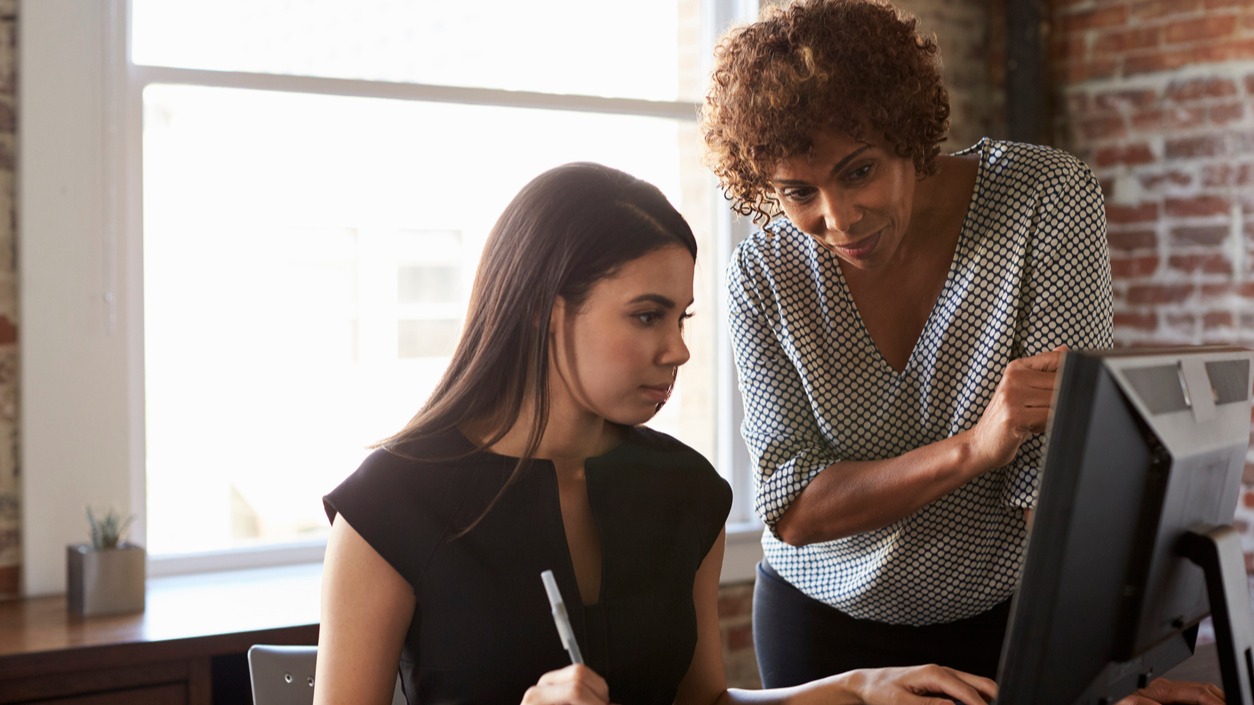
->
<box><xmin>314</xmin><ymin>161</ymin><xmax>997</xmax><ymax>705</ymax></box>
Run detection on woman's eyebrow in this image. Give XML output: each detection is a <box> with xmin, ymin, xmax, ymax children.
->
<box><xmin>827</xmin><ymin>145</ymin><xmax>872</xmax><ymax>177</ymax></box>
<box><xmin>626</xmin><ymin>294</ymin><xmax>694</xmax><ymax>308</ymax></box>
<box><xmin>771</xmin><ymin>144</ymin><xmax>873</xmax><ymax>186</ymax></box>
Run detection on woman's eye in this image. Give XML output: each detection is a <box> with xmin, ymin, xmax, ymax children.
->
<box><xmin>846</xmin><ymin>163</ymin><xmax>873</xmax><ymax>182</ymax></box>
<box><xmin>780</xmin><ymin>187</ymin><xmax>814</xmax><ymax>203</ymax></box>
<box><xmin>635</xmin><ymin>311</ymin><xmax>662</xmax><ymax>325</ymax></box>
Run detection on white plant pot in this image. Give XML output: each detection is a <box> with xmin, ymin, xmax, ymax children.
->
<box><xmin>66</xmin><ymin>543</ymin><xmax>147</xmax><ymax>616</ymax></box>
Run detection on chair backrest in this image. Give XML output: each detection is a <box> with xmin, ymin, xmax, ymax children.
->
<box><xmin>247</xmin><ymin>644</ymin><xmax>405</xmax><ymax>705</ymax></box>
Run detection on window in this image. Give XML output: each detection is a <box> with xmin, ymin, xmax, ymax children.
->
<box><xmin>21</xmin><ymin>0</ymin><xmax>760</xmax><ymax>592</ymax></box>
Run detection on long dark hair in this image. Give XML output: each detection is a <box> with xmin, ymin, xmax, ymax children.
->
<box><xmin>379</xmin><ymin>162</ymin><xmax>697</xmax><ymax>527</ymax></box>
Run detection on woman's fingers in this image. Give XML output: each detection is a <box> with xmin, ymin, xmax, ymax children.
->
<box><xmin>851</xmin><ymin>664</ymin><xmax>997</xmax><ymax>705</ymax></box>
<box><xmin>522</xmin><ymin>665</ymin><xmax>610</xmax><ymax>705</ymax></box>
<box><xmin>1113</xmin><ymin>678</ymin><xmax>1225</xmax><ymax>705</ymax></box>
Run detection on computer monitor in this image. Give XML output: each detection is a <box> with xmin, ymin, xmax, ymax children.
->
<box><xmin>995</xmin><ymin>346</ymin><xmax>1254</xmax><ymax>705</ymax></box>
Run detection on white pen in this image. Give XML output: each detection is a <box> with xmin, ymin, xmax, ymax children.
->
<box><xmin>540</xmin><ymin>569</ymin><xmax>585</xmax><ymax>665</ymax></box>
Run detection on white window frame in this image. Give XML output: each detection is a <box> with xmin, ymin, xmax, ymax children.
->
<box><xmin>19</xmin><ymin>0</ymin><xmax>761</xmax><ymax>596</ymax></box>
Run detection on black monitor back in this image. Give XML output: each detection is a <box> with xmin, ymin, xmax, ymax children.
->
<box><xmin>995</xmin><ymin>346</ymin><xmax>1252</xmax><ymax>705</ymax></box>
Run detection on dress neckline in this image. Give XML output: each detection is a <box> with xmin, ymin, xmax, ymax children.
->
<box><xmin>826</xmin><ymin>138</ymin><xmax>988</xmax><ymax>377</ymax></box>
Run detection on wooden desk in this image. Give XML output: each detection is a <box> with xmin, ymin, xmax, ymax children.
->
<box><xmin>0</xmin><ymin>564</ymin><xmax>321</xmax><ymax>705</ymax></box>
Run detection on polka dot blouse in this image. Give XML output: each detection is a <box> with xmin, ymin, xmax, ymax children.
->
<box><xmin>726</xmin><ymin>139</ymin><xmax>1115</xmax><ymax>625</ymax></box>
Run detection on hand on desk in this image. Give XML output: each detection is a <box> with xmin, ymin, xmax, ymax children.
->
<box><xmin>845</xmin><ymin>664</ymin><xmax>998</xmax><ymax>705</ymax></box>
<box><xmin>1115</xmin><ymin>677</ymin><xmax>1225</xmax><ymax>705</ymax></box>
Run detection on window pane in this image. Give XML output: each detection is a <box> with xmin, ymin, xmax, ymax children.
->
<box><xmin>142</xmin><ymin>85</ymin><xmax>717</xmax><ymax>556</ymax></box>
<box><xmin>132</xmin><ymin>0</ymin><xmax>710</xmax><ymax>102</ymax></box>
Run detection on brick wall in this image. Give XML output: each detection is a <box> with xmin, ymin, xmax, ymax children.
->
<box><xmin>0</xmin><ymin>0</ymin><xmax>17</xmax><ymax>601</ymax></box>
<box><xmin>1048</xmin><ymin>0</ymin><xmax>1254</xmax><ymax>568</ymax></box>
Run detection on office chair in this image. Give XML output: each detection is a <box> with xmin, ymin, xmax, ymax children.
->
<box><xmin>247</xmin><ymin>644</ymin><xmax>405</xmax><ymax>705</ymax></box>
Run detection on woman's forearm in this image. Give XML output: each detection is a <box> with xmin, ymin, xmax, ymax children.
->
<box><xmin>773</xmin><ymin>429</ymin><xmax>996</xmax><ymax>546</ymax></box>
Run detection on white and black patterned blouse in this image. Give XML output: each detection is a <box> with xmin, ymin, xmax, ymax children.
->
<box><xmin>726</xmin><ymin>139</ymin><xmax>1114</xmax><ymax>625</ymax></box>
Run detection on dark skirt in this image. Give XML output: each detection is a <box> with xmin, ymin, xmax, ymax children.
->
<box><xmin>752</xmin><ymin>560</ymin><xmax>1010</xmax><ymax>687</ymax></box>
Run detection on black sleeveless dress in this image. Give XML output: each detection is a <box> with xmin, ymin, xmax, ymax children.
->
<box><xmin>323</xmin><ymin>425</ymin><xmax>732</xmax><ymax>705</ymax></box>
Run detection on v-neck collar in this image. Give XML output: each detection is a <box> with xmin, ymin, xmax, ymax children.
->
<box><xmin>822</xmin><ymin>139</ymin><xmax>988</xmax><ymax>377</ymax></box>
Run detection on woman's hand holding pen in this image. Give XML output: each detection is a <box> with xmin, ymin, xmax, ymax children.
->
<box><xmin>521</xmin><ymin>665</ymin><xmax>612</xmax><ymax>705</ymax></box>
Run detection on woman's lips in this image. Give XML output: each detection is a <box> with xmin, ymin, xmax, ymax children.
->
<box><xmin>641</xmin><ymin>384</ymin><xmax>672</xmax><ymax>403</ymax></box>
<box><xmin>828</xmin><ymin>229</ymin><xmax>882</xmax><ymax>260</ymax></box>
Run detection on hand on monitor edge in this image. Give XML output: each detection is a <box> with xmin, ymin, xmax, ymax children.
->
<box><xmin>1114</xmin><ymin>677</ymin><xmax>1225</xmax><ymax>705</ymax></box>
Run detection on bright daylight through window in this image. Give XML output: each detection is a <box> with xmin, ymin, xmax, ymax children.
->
<box><xmin>132</xmin><ymin>0</ymin><xmax>735</xmax><ymax>563</ymax></box>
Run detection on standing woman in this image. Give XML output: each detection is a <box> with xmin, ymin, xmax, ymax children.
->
<box><xmin>314</xmin><ymin>162</ymin><xmax>998</xmax><ymax>705</ymax></box>
<box><xmin>701</xmin><ymin>0</ymin><xmax>1114</xmax><ymax>686</ymax></box>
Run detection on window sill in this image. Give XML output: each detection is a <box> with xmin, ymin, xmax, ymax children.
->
<box><xmin>147</xmin><ymin>521</ymin><xmax>764</xmax><ymax>589</ymax></box>
<box><xmin>722</xmin><ymin>521</ymin><xmax>764</xmax><ymax>585</ymax></box>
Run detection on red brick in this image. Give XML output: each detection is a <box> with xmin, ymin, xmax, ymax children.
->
<box><xmin>0</xmin><ymin>316</ymin><xmax>15</xmax><ymax>345</ymax></box>
<box><xmin>725</xmin><ymin>623</ymin><xmax>754</xmax><ymax>651</ymax></box>
<box><xmin>1063</xmin><ymin>5</ymin><xmax>1131</xmax><ymax>33</ymax></box>
<box><xmin>1204</xmin><ymin>310</ymin><xmax>1235</xmax><ymax>328</ymax></box>
<box><xmin>1107</xmin><ymin>202</ymin><xmax>1160</xmax><ymax>224</ymax></box>
<box><xmin>717</xmin><ymin>589</ymin><xmax>752</xmax><ymax>618</ymax></box>
<box><xmin>1168</xmin><ymin>253</ymin><xmax>1234</xmax><ymax>275</ymax></box>
<box><xmin>1165</xmin><ymin>134</ymin><xmax>1226</xmax><ymax>159</ymax></box>
<box><xmin>1165</xmin><ymin>312</ymin><xmax>1196</xmax><ymax>328</ymax></box>
<box><xmin>1064</xmin><ymin>58</ymin><xmax>1121</xmax><ymax>83</ymax></box>
<box><xmin>1125</xmin><ymin>48</ymin><xmax>1194</xmax><ymax>75</ymax></box>
<box><xmin>1094</xmin><ymin>142</ymin><xmax>1155</xmax><ymax>167</ymax></box>
<box><xmin>1246</xmin><ymin>74</ymin><xmax>1254</xmax><ymax>95</ymax></box>
<box><xmin>1165</xmin><ymin>195</ymin><xmax>1231</xmax><ymax>218</ymax></box>
<box><xmin>1107</xmin><ymin>228</ymin><xmax>1159</xmax><ymax>251</ymax></box>
<box><xmin>1095</xmin><ymin>25</ymin><xmax>1163</xmax><ymax>55</ymax></box>
<box><xmin>1126</xmin><ymin>284</ymin><xmax>1194</xmax><ymax>304</ymax></box>
<box><xmin>1201</xmin><ymin>163</ymin><xmax>1254</xmax><ymax>187</ymax></box>
<box><xmin>1164</xmin><ymin>14</ymin><xmax>1240</xmax><ymax>45</ymax></box>
<box><xmin>1078</xmin><ymin>111</ymin><xmax>1128</xmax><ymax>139</ymax></box>
<box><xmin>1206</xmin><ymin>0</ymin><xmax>1254</xmax><ymax>9</ymax></box>
<box><xmin>1210</xmin><ymin>102</ymin><xmax>1247</xmax><ymax>125</ymax></box>
<box><xmin>1165</xmin><ymin>77</ymin><xmax>1239</xmax><ymax>102</ymax></box>
<box><xmin>1196</xmin><ymin>38</ymin><xmax>1254</xmax><ymax>63</ymax></box>
<box><xmin>1131</xmin><ymin>108</ymin><xmax>1166</xmax><ymax>132</ymax></box>
<box><xmin>1132</xmin><ymin>0</ymin><xmax>1203</xmax><ymax>19</ymax></box>
<box><xmin>0</xmin><ymin>565</ymin><xmax>16</xmax><ymax>599</ymax></box>
<box><xmin>1111</xmin><ymin>254</ymin><xmax>1161</xmax><ymax>277</ymax></box>
<box><xmin>1171</xmin><ymin>225</ymin><xmax>1231</xmax><ymax>246</ymax></box>
<box><xmin>1114</xmin><ymin>311</ymin><xmax>1159</xmax><ymax>331</ymax></box>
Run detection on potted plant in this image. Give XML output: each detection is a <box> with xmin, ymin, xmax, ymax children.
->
<box><xmin>66</xmin><ymin>506</ymin><xmax>146</xmax><ymax>615</ymax></box>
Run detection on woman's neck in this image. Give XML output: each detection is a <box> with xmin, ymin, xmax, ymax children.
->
<box><xmin>467</xmin><ymin>396</ymin><xmax>624</xmax><ymax>467</ymax></box>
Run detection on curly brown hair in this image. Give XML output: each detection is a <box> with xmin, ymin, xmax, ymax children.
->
<box><xmin>700</xmin><ymin>0</ymin><xmax>951</xmax><ymax>225</ymax></box>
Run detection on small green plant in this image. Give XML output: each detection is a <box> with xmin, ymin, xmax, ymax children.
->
<box><xmin>86</xmin><ymin>506</ymin><xmax>135</xmax><ymax>550</ymax></box>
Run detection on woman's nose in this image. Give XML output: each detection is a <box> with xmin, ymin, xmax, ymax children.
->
<box><xmin>662</xmin><ymin>328</ymin><xmax>690</xmax><ymax>368</ymax></box>
<box><xmin>819</xmin><ymin>191</ymin><xmax>862</xmax><ymax>235</ymax></box>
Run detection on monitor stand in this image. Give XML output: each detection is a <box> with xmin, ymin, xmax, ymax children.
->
<box><xmin>1180</xmin><ymin>525</ymin><xmax>1254</xmax><ymax>704</ymax></box>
